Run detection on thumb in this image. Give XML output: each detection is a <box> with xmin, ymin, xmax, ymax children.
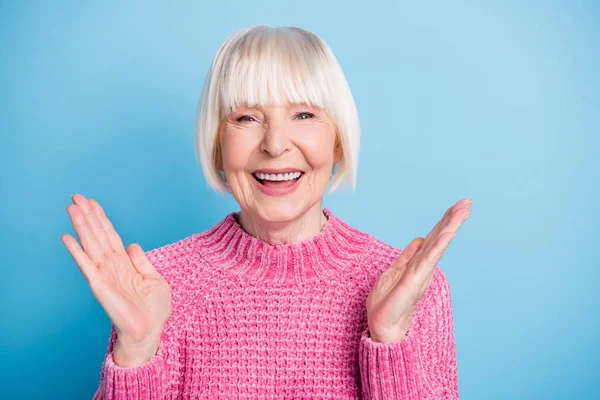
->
<box><xmin>126</xmin><ymin>243</ymin><xmax>160</xmax><ymax>279</ymax></box>
<box><xmin>392</xmin><ymin>237</ymin><xmax>425</xmax><ymax>270</ymax></box>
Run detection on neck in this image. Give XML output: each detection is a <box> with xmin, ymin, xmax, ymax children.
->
<box><xmin>237</xmin><ymin>201</ymin><xmax>328</xmax><ymax>245</ymax></box>
<box><xmin>193</xmin><ymin>207</ymin><xmax>374</xmax><ymax>285</ymax></box>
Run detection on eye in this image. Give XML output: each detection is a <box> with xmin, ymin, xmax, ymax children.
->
<box><xmin>236</xmin><ymin>115</ymin><xmax>256</xmax><ymax>122</ymax></box>
<box><xmin>296</xmin><ymin>111</ymin><xmax>315</xmax><ymax>120</ymax></box>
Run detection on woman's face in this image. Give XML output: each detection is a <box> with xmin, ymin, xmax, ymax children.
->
<box><xmin>218</xmin><ymin>102</ymin><xmax>341</xmax><ymax>224</ymax></box>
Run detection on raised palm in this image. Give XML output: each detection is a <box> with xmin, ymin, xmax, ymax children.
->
<box><xmin>61</xmin><ymin>194</ymin><xmax>172</xmax><ymax>361</ymax></box>
<box><xmin>366</xmin><ymin>198</ymin><xmax>472</xmax><ymax>343</ymax></box>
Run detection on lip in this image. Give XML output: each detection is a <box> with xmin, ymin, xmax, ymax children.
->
<box><xmin>251</xmin><ymin>171</ymin><xmax>304</xmax><ymax>197</ymax></box>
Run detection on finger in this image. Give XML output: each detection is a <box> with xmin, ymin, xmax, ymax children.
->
<box><xmin>390</xmin><ymin>237</ymin><xmax>424</xmax><ymax>271</ymax></box>
<box><xmin>430</xmin><ymin>198</ymin><xmax>470</xmax><ymax>239</ymax></box>
<box><xmin>421</xmin><ymin>232</ymin><xmax>456</xmax><ymax>292</ymax></box>
<box><xmin>415</xmin><ymin>199</ymin><xmax>471</xmax><ymax>260</ymax></box>
<box><xmin>427</xmin><ymin>231</ymin><xmax>455</xmax><ymax>270</ymax></box>
<box><xmin>71</xmin><ymin>194</ymin><xmax>113</xmax><ymax>257</ymax></box>
<box><xmin>405</xmin><ymin>199</ymin><xmax>471</xmax><ymax>287</ymax></box>
<box><xmin>66</xmin><ymin>203</ymin><xmax>105</xmax><ymax>264</ymax></box>
<box><xmin>60</xmin><ymin>233</ymin><xmax>98</xmax><ymax>283</ymax></box>
<box><xmin>126</xmin><ymin>243</ymin><xmax>160</xmax><ymax>279</ymax></box>
<box><xmin>437</xmin><ymin>206</ymin><xmax>470</xmax><ymax>240</ymax></box>
<box><xmin>88</xmin><ymin>198</ymin><xmax>126</xmax><ymax>253</ymax></box>
<box><xmin>415</xmin><ymin>231</ymin><xmax>455</xmax><ymax>281</ymax></box>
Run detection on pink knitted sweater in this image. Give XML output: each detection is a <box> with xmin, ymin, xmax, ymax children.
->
<box><xmin>93</xmin><ymin>208</ymin><xmax>459</xmax><ymax>399</ymax></box>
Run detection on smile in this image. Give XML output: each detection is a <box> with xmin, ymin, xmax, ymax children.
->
<box><xmin>253</xmin><ymin>171</ymin><xmax>302</xmax><ymax>182</ymax></box>
<box><xmin>251</xmin><ymin>170</ymin><xmax>304</xmax><ymax>196</ymax></box>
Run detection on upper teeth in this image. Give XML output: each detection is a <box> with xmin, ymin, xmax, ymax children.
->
<box><xmin>254</xmin><ymin>172</ymin><xmax>302</xmax><ymax>181</ymax></box>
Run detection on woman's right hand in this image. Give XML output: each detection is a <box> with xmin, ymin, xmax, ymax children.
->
<box><xmin>61</xmin><ymin>194</ymin><xmax>172</xmax><ymax>367</ymax></box>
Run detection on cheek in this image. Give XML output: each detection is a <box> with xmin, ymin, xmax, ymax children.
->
<box><xmin>297</xmin><ymin>128</ymin><xmax>336</xmax><ymax>194</ymax></box>
<box><xmin>220</xmin><ymin>132</ymin><xmax>256</xmax><ymax>172</ymax></box>
<box><xmin>299</xmin><ymin>129</ymin><xmax>336</xmax><ymax>171</ymax></box>
<box><xmin>220</xmin><ymin>133</ymin><xmax>257</xmax><ymax>205</ymax></box>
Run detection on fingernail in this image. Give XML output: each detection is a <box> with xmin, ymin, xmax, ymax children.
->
<box><xmin>464</xmin><ymin>211</ymin><xmax>471</xmax><ymax>221</ymax></box>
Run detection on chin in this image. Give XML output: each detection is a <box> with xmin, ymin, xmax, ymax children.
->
<box><xmin>255</xmin><ymin>199</ymin><xmax>310</xmax><ymax>223</ymax></box>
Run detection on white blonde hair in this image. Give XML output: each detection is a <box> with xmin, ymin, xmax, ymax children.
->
<box><xmin>194</xmin><ymin>25</ymin><xmax>360</xmax><ymax>194</ymax></box>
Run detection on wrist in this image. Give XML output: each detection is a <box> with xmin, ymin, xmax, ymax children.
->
<box><xmin>368</xmin><ymin>323</ymin><xmax>410</xmax><ymax>343</ymax></box>
<box><xmin>113</xmin><ymin>340</ymin><xmax>159</xmax><ymax>368</ymax></box>
<box><xmin>369</xmin><ymin>329</ymin><xmax>409</xmax><ymax>343</ymax></box>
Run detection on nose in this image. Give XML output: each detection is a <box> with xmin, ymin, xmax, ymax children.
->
<box><xmin>260</xmin><ymin>123</ymin><xmax>290</xmax><ymax>158</ymax></box>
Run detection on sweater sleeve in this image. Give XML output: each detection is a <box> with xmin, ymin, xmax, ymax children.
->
<box><xmin>92</xmin><ymin>323</ymin><xmax>171</xmax><ymax>400</ymax></box>
<box><xmin>359</xmin><ymin>267</ymin><xmax>459</xmax><ymax>399</ymax></box>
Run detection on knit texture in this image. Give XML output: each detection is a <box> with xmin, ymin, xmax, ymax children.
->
<box><xmin>93</xmin><ymin>208</ymin><xmax>459</xmax><ymax>399</ymax></box>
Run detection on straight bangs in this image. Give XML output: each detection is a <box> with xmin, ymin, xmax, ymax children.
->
<box><xmin>215</xmin><ymin>27</ymin><xmax>335</xmax><ymax>118</ymax></box>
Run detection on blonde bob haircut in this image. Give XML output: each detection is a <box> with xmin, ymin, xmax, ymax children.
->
<box><xmin>194</xmin><ymin>25</ymin><xmax>360</xmax><ymax>195</ymax></box>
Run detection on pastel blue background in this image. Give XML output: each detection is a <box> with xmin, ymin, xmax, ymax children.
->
<box><xmin>1</xmin><ymin>1</ymin><xmax>598</xmax><ymax>398</ymax></box>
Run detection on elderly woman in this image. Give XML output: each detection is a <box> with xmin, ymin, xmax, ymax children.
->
<box><xmin>62</xmin><ymin>25</ymin><xmax>470</xmax><ymax>399</ymax></box>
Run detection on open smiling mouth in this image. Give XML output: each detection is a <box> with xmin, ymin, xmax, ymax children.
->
<box><xmin>252</xmin><ymin>171</ymin><xmax>304</xmax><ymax>187</ymax></box>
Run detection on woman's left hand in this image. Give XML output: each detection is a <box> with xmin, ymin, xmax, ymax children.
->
<box><xmin>366</xmin><ymin>198</ymin><xmax>472</xmax><ymax>343</ymax></box>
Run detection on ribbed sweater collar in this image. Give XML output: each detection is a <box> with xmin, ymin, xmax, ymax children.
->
<box><xmin>193</xmin><ymin>208</ymin><xmax>372</xmax><ymax>286</ymax></box>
